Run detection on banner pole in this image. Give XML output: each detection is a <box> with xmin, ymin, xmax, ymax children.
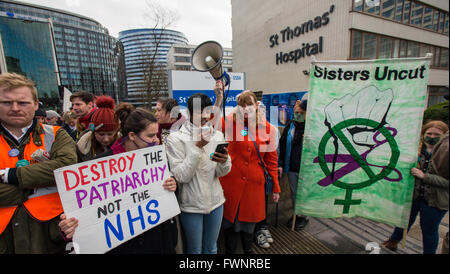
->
<box><xmin>291</xmin><ymin>214</ymin><xmax>296</xmax><ymax>232</ymax></box>
<box><xmin>401</xmin><ymin>229</ymin><xmax>407</xmax><ymax>248</ymax></box>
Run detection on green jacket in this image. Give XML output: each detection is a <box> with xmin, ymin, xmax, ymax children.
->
<box><xmin>424</xmin><ymin>132</ymin><xmax>449</xmax><ymax>211</ymax></box>
<box><xmin>414</xmin><ymin>133</ymin><xmax>449</xmax><ymax>211</ymax></box>
<box><xmin>422</xmin><ymin>170</ymin><xmax>448</xmax><ymax>210</ymax></box>
<box><xmin>0</xmin><ymin>122</ymin><xmax>77</xmax><ymax>254</ymax></box>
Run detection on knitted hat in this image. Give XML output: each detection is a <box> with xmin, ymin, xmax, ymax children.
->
<box><xmin>90</xmin><ymin>96</ymin><xmax>119</xmax><ymax>132</ymax></box>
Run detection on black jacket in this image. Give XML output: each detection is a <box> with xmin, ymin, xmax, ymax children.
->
<box><xmin>278</xmin><ymin>120</ymin><xmax>305</xmax><ymax>173</ymax></box>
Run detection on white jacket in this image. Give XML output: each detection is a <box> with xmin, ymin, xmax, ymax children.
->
<box><xmin>165</xmin><ymin>121</ymin><xmax>231</xmax><ymax>214</ymax></box>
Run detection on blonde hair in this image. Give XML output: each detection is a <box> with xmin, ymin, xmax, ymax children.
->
<box><xmin>0</xmin><ymin>73</ymin><xmax>38</xmax><ymax>102</ymax></box>
<box><xmin>62</xmin><ymin>111</ymin><xmax>76</xmax><ymax>122</ymax></box>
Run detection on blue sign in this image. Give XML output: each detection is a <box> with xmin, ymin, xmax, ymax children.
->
<box><xmin>173</xmin><ymin>89</ymin><xmax>242</xmax><ymax>107</ymax></box>
<box><xmin>169</xmin><ymin>71</ymin><xmax>246</xmax><ymax>109</ymax></box>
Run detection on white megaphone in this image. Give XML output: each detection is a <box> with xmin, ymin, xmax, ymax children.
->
<box><xmin>191</xmin><ymin>41</ymin><xmax>230</xmax><ymax>86</ymax></box>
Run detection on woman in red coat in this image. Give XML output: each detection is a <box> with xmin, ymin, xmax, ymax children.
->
<box><xmin>218</xmin><ymin>88</ymin><xmax>280</xmax><ymax>254</ymax></box>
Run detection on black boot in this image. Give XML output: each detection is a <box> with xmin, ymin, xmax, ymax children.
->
<box><xmin>224</xmin><ymin>228</ymin><xmax>239</xmax><ymax>254</ymax></box>
<box><xmin>241</xmin><ymin>232</ymin><xmax>254</xmax><ymax>254</ymax></box>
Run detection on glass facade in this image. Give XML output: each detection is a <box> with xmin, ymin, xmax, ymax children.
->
<box><xmin>0</xmin><ymin>0</ymin><xmax>118</xmax><ymax>99</ymax></box>
<box><xmin>119</xmin><ymin>29</ymin><xmax>188</xmax><ymax>106</ymax></box>
<box><xmin>0</xmin><ymin>16</ymin><xmax>59</xmax><ymax>108</ymax></box>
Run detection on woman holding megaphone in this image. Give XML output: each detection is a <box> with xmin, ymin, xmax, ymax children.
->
<box><xmin>215</xmin><ymin>81</ymin><xmax>281</xmax><ymax>254</ymax></box>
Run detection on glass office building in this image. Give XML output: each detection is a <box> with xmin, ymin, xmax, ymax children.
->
<box><xmin>0</xmin><ymin>15</ymin><xmax>59</xmax><ymax>108</ymax></box>
<box><xmin>0</xmin><ymin>0</ymin><xmax>118</xmax><ymax>99</ymax></box>
<box><xmin>119</xmin><ymin>28</ymin><xmax>188</xmax><ymax>106</ymax></box>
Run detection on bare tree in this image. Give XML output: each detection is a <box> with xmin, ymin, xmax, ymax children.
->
<box><xmin>132</xmin><ymin>0</ymin><xmax>180</xmax><ymax>109</ymax></box>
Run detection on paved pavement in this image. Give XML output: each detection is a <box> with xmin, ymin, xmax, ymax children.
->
<box><xmin>218</xmin><ymin>175</ymin><xmax>449</xmax><ymax>255</ymax></box>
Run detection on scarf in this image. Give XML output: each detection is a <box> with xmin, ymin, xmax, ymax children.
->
<box><xmin>78</xmin><ymin>107</ymin><xmax>97</xmax><ymax>131</ymax></box>
<box><xmin>111</xmin><ymin>138</ymin><xmax>126</xmax><ymax>155</ymax></box>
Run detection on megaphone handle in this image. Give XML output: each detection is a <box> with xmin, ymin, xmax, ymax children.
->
<box><xmin>223</xmin><ymin>72</ymin><xmax>230</xmax><ymax>87</ymax></box>
<box><xmin>214</xmin><ymin>71</ymin><xmax>230</xmax><ymax>87</ymax></box>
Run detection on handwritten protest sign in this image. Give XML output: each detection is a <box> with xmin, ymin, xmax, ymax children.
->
<box><xmin>54</xmin><ymin>145</ymin><xmax>180</xmax><ymax>254</ymax></box>
<box><xmin>296</xmin><ymin>57</ymin><xmax>430</xmax><ymax>228</ymax></box>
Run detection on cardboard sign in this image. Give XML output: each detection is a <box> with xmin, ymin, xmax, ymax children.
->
<box><xmin>54</xmin><ymin>145</ymin><xmax>180</xmax><ymax>254</ymax></box>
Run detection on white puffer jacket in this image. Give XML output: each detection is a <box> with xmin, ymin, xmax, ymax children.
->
<box><xmin>165</xmin><ymin>121</ymin><xmax>231</xmax><ymax>214</ymax></box>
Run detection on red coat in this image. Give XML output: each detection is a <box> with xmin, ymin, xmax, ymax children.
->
<box><xmin>219</xmin><ymin>115</ymin><xmax>280</xmax><ymax>223</ymax></box>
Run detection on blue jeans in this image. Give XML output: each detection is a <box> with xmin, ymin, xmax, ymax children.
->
<box><xmin>179</xmin><ymin>205</ymin><xmax>223</xmax><ymax>254</ymax></box>
<box><xmin>391</xmin><ymin>199</ymin><xmax>448</xmax><ymax>254</ymax></box>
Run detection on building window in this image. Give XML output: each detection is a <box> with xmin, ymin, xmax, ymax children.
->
<box><xmin>381</xmin><ymin>0</ymin><xmax>395</xmax><ymax>20</ymax></box>
<box><xmin>428</xmin><ymin>86</ymin><xmax>449</xmax><ymax>107</ymax></box>
<box><xmin>423</xmin><ymin>6</ymin><xmax>433</xmax><ymax>30</ymax></box>
<box><xmin>365</xmin><ymin>0</ymin><xmax>380</xmax><ymax>15</ymax></box>
<box><xmin>354</xmin><ymin>0</ymin><xmax>363</xmax><ymax>11</ymax></box>
<box><xmin>410</xmin><ymin>2</ymin><xmax>423</xmax><ymax>27</ymax></box>
<box><xmin>440</xmin><ymin>48</ymin><xmax>449</xmax><ymax>67</ymax></box>
<box><xmin>403</xmin><ymin>0</ymin><xmax>411</xmax><ymax>23</ymax></box>
<box><xmin>394</xmin><ymin>0</ymin><xmax>403</xmax><ymax>22</ymax></box>
<box><xmin>407</xmin><ymin>41</ymin><xmax>419</xmax><ymax>57</ymax></box>
<box><xmin>353</xmin><ymin>0</ymin><xmax>448</xmax><ymax>35</ymax></box>
<box><xmin>362</xmin><ymin>33</ymin><xmax>377</xmax><ymax>59</ymax></box>
<box><xmin>379</xmin><ymin>36</ymin><xmax>393</xmax><ymax>58</ymax></box>
<box><xmin>419</xmin><ymin>44</ymin><xmax>432</xmax><ymax>57</ymax></box>
<box><xmin>351</xmin><ymin>31</ymin><xmax>362</xmax><ymax>59</ymax></box>
<box><xmin>350</xmin><ymin>30</ymin><xmax>449</xmax><ymax>69</ymax></box>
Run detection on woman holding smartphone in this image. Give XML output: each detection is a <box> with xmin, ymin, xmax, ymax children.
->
<box><xmin>165</xmin><ymin>93</ymin><xmax>232</xmax><ymax>254</ymax></box>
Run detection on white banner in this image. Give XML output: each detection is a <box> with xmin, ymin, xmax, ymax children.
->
<box><xmin>54</xmin><ymin>145</ymin><xmax>180</xmax><ymax>254</ymax></box>
<box><xmin>62</xmin><ymin>87</ymin><xmax>72</xmax><ymax>112</ymax></box>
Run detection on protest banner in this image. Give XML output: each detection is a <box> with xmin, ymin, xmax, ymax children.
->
<box><xmin>295</xmin><ymin>56</ymin><xmax>431</xmax><ymax>228</ymax></box>
<box><xmin>54</xmin><ymin>145</ymin><xmax>180</xmax><ymax>253</ymax></box>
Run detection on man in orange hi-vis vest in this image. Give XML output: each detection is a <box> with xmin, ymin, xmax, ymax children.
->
<box><xmin>0</xmin><ymin>73</ymin><xmax>77</xmax><ymax>254</ymax></box>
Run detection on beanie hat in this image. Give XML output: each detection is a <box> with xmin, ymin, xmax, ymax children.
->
<box><xmin>90</xmin><ymin>96</ymin><xmax>119</xmax><ymax>132</ymax></box>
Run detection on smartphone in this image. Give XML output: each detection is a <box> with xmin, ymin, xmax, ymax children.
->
<box><xmin>214</xmin><ymin>143</ymin><xmax>229</xmax><ymax>154</ymax></box>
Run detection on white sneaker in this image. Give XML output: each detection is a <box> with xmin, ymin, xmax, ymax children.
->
<box><xmin>260</xmin><ymin>229</ymin><xmax>273</xmax><ymax>243</ymax></box>
<box><xmin>255</xmin><ymin>231</ymin><xmax>270</xmax><ymax>248</ymax></box>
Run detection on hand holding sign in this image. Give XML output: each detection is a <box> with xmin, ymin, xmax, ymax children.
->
<box><xmin>58</xmin><ymin>176</ymin><xmax>178</xmax><ymax>240</ymax></box>
<box><xmin>59</xmin><ymin>213</ymin><xmax>78</xmax><ymax>239</ymax></box>
<box><xmin>54</xmin><ymin>146</ymin><xmax>180</xmax><ymax>254</ymax></box>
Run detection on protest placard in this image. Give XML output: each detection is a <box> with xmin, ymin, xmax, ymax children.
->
<box><xmin>54</xmin><ymin>145</ymin><xmax>180</xmax><ymax>254</ymax></box>
<box><xmin>296</xmin><ymin>57</ymin><xmax>431</xmax><ymax>228</ymax></box>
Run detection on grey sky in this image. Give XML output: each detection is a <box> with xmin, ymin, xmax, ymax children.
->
<box><xmin>15</xmin><ymin>0</ymin><xmax>232</xmax><ymax>47</ymax></box>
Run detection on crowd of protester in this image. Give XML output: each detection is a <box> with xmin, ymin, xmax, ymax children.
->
<box><xmin>0</xmin><ymin>72</ymin><xmax>448</xmax><ymax>254</ymax></box>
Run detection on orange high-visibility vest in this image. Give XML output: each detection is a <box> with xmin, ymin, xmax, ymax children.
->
<box><xmin>0</xmin><ymin>124</ymin><xmax>63</xmax><ymax>235</ymax></box>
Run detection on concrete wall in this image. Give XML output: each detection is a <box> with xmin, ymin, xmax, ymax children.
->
<box><xmin>232</xmin><ymin>0</ymin><xmax>350</xmax><ymax>93</ymax></box>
